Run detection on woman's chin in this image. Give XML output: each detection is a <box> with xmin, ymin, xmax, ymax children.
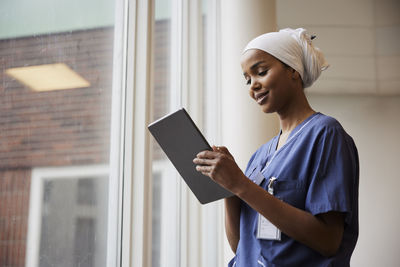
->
<box><xmin>260</xmin><ymin>104</ymin><xmax>273</xmax><ymax>114</ymax></box>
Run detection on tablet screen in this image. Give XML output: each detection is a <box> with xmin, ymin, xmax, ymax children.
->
<box><xmin>148</xmin><ymin>108</ymin><xmax>233</xmax><ymax>204</ymax></box>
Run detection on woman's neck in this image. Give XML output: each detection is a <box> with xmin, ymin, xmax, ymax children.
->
<box><xmin>278</xmin><ymin>95</ymin><xmax>315</xmax><ymax>134</ymax></box>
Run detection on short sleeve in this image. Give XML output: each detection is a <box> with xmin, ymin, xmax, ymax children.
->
<box><xmin>305</xmin><ymin>125</ymin><xmax>359</xmax><ymax>225</ymax></box>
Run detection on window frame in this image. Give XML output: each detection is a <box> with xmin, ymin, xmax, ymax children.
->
<box><xmin>119</xmin><ymin>0</ymin><xmax>225</xmax><ymax>266</ymax></box>
<box><xmin>25</xmin><ymin>165</ymin><xmax>109</xmax><ymax>267</ymax></box>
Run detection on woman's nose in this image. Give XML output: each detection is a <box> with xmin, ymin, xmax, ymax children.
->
<box><xmin>250</xmin><ymin>79</ymin><xmax>261</xmax><ymax>91</ymax></box>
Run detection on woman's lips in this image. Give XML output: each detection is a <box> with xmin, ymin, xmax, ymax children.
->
<box><xmin>255</xmin><ymin>91</ymin><xmax>269</xmax><ymax>104</ymax></box>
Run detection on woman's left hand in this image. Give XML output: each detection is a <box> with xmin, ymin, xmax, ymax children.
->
<box><xmin>193</xmin><ymin>146</ymin><xmax>246</xmax><ymax>193</ymax></box>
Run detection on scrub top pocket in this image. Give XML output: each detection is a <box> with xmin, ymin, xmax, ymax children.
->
<box><xmin>273</xmin><ymin>180</ymin><xmax>306</xmax><ymax>209</ymax></box>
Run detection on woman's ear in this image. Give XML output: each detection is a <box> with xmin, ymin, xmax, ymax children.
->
<box><xmin>284</xmin><ymin>64</ymin><xmax>301</xmax><ymax>81</ymax></box>
<box><xmin>291</xmin><ymin>69</ymin><xmax>300</xmax><ymax>80</ymax></box>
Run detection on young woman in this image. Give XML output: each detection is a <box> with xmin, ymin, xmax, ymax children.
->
<box><xmin>193</xmin><ymin>28</ymin><xmax>359</xmax><ymax>266</ymax></box>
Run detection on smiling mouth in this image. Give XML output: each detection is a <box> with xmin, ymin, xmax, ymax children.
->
<box><xmin>255</xmin><ymin>91</ymin><xmax>269</xmax><ymax>104</ymax></box>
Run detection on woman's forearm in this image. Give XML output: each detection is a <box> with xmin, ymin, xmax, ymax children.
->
<box><xmin>224</xmin><ymin>195</ymin><xmax>241</xmax><ymax>253</ymax></box>
<box><xmin>235</xmin><ymin>179</ymin><xmax>344</xmax><ymax>257</ymax></box>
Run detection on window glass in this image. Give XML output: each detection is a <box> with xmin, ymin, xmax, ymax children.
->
<box><xmin>35</xmin><ymin>174</ymin><xmax>108</xmax><ymax>267</ymax></box>
<box><xmin>0</xmin><ymin>1</ymin><xmax>120</xmax><ymax>266</ymax></box>
<box><xmin>151</xmin><ymin>1</ymin><xmax>218</xmax><ymax>266</ymax></box>
<box><xmin>152</xmin><ymin>1</ymin><xmax>180</xmax><ymax>266</ymax></box>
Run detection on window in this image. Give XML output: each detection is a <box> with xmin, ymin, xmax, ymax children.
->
<box><xmin>0</xmin><ymin>0</ymin><xmax>123</xmax><ymax>266</ymax></box>
<box><xmin>145</xmin><ymin>0</ymin><xmax>225</xmax><ymax>266</ymax></box>
<box><xmin>26</xmin><ymin>165</ymin><xmax>109</xmax><ymax>267</ymax></box>
<box><xmin>151</xmin><ymin>1</ymin><xmax>179</xmax><ymax>266</ymax></box>
<box><xmin>1</xmin><ymin>0</ymin><xmax>222</xmax><ymax>266</ymax></box>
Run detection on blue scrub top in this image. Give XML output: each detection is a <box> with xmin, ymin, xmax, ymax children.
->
<box><xmin>229</xmin><ymin>113</ymin><xmax>359</xmax><ymax>267</ymax></box>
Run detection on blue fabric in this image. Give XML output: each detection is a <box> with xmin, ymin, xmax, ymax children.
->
<box><xmin>230</xmin><ymin>113</ymin><xmax>359</xmax><ymax>267</ymax></box>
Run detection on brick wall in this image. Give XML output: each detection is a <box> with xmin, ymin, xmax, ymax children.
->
<box><xmin>0</xmin><ymin>27</ymin><xmax>114</xmax><ymax>267</ymax></box>
<box><xmin>0</xmin><ymin>170</ymin><xmax>30</xmax><ymax>267</ymax></box>
<box><xmin>0</xmin><ymin>27</ymin><xmax>114</xmax><ymax>169</ymax></box>
<box><xmin>0</xmin><ymin>20</ymin><xmax>170</xmax><ymax>266</ymax></box>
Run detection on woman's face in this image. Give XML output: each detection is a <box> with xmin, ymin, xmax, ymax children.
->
<box><xmin>240</xmin><ymin>49</ymin><xmax>298</xmax><ymax>114</ymax></box>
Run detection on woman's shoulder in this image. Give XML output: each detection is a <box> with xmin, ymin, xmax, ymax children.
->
<box><xmin>314</xmin><ymin>113</ymin><xmax>343</xmax><ymax>129</ymax></box>
<box><xmin>311</xmin><ymin>113</ymin><xmax>356</xmax><ymax>145</ymax></box>
<box><xmin>310</xmin><ymin>113</ymin><xmax>349</xmax><ymax>136</ymax></box>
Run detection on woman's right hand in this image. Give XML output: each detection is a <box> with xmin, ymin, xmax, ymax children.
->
<box><xmin>193</xmin><ymin>145</ymin><xmax>247</xmax><ymax>194</ymax></box>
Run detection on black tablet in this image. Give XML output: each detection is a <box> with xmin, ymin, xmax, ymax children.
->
<box><xmin>148</xmin><ymin>108</ymin><xmax>233</xmax><ymax>204</ymax></box>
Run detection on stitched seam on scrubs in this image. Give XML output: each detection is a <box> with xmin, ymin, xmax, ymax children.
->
<box><xmin>307</xmin><ymin>203</ymin><xmax>351</xmax><ymax>217</ymax></box>
<box><xmin>263</xmin><ymin>113</ymin><xmax>320</xmax><ymax>171</ymax></box>
<box><xmin>257</xmin><ymin>260</ymin><xmax>266</xmax><ymax>267</ymax></box>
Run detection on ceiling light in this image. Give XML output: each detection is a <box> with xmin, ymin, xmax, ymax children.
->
<box><xmin>5</xmin><ymin>63</ymin><xmax>90</xmax><ymax>91</ymax></box>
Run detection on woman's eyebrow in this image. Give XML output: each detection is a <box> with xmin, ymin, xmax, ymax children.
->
<box><xmin>243</xmin><ymin>60</ymin><xmax>266</xmax><ymax>76</ymax></box>
<box><xmin>250</xmin><ymin>61</ymin><xmax>266</xmax><ymax>70</ymax></box>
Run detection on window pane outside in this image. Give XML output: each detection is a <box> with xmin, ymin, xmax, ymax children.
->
<box><xmin>151</xmin><ymin>1</ymin><xmax>218</xmax><ymax>266</ymax></box>
<box><xmin>152</xmin><ymin>1</ymin><xmax>176</xmax><ymax>266</ymax></box>
<box><xmin>0</xmin><ymin>1</ymin><xmax>119</xmax><ymax>266</ymax></box>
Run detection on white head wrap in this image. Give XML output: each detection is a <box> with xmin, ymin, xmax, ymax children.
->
<box><xmin>243</xmin><ymin>28</ymin><xmax>329</xmax><ymax>88</ymax></box>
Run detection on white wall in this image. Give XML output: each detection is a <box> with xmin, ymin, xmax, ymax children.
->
<box><xmin>220</xmin><ymin>1</ymin><xmax>280</xmax><ymax>264</ymax></box>
<box><xmin>220</xmin><ymin>0</ymin><xmax>279</xmax><ymax>171</ymax></box>
<box><xmin>277</xmin><ymin>0</ymin><xmax>400</xmax><ymax>95</ymax></box>
<box><xmin>308</xmin><ymin>94</ymin><xmax>400</xmax><ymax>267</ymax></box>
<box><xmin>220</xmin><ymin>0</ymin><xmax>400</xmax><ymax>265</ymax></box>
<box><xmin>277</xmin><ymin>1</ymin><xmax>400</xmax><ymax>263</ymax></box>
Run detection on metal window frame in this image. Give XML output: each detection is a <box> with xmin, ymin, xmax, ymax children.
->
<box><xmin>25</xmin><ymin>165</ymin><xmax>110</xmax><ymax>267</ymax></box>
<box><xmin>119</xmin><ymin>0</ymin><xmax>225</xmax><ymax>266</ymax></box>
<box><xmin>118</xmin><ymin>0</ymin><xmax>154</xmax><ymax>266</ymax></box>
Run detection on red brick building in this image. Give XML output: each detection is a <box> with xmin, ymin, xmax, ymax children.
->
<box><xmin>0</xmin><ymin>20</ymin><xmax>169</xmax><ymax>267</ymax></box>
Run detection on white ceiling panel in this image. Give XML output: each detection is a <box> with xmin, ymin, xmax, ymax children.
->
<box><xmin>375</xmin><ymin>0</ymin><xmax>400</xmax><ymax>26</ymax></box>
<box><xmin>276</xmin><ymin>0</ymin><xmax>399</xmax><ymax>95</ymax></box>
<box><xmin>377</xmin><ymin>56</ymin><xmax>400</xmax><ymax>81</ymax></box>
<box><xmin>375</xmin><ymin>25</ymin><xmax>400</xmax><ymax>56</ymax></box>
<box><xmin>306</xmin><ymin>26</ymin><xmax>375</xmax><ymax>56</ymax></box>
<box><xmin>277</xmin><ymin>0</ymin><xmax>374</xmax><ymax>27</ymax></box>
<box><xmin>378</xmin><ymin>80</ymin><xmax>400</xmax><ymax>94</ymax></box>
<box><xmin>323</xmin><ymin>56</ymin><xmax>376</xmax><ymax>80</ymax></box>
<box><xmin>308</xmin><ymin>77</ymin><xmax>377</xmax><ymax>95</ymax></box>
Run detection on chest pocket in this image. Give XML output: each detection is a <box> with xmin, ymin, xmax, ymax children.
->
<box><xmin>272</xmin><ymin>179</ymin><xmax>306</xmax><ymax>209</ymax></box>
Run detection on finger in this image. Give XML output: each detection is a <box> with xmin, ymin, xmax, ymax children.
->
<box><xmin>193</xmin><ymin>157</ymin><xmax>214</xmax><ymax>165</ymax></box>
<box><xmin>195</xmin><ymin>165</ymin><xmax>213</xmax><ymax>173</ymax></box>
<box><xmin>196</xmin><ymin>150</ymin><xmax>218</xmax><ymax>159</ymax></box>
<box><xmin>214</xmin><ymin>146</ymin><xmax>234</xmax><ymax>159</ymax></box>
<box><xmin>217</xmin><ymin>146</ymin><xmax>230</xmax><ymax>154</ymax></box>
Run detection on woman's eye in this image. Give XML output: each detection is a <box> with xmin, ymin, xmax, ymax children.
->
<box><xmin>246</xmin><ymin>79</ymin><xmax>251</xmax><ymax>85</ymax></box>
<box><xmin>258</xmin><ymin>70</ymin><xmax>267</xmax><ymax>76</ymax></box>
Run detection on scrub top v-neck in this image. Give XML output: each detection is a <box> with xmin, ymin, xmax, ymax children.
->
<box><xmin>229</xmin><ymin>112</ymin><xmax>359</xmax><ymax>267</ymax></box>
